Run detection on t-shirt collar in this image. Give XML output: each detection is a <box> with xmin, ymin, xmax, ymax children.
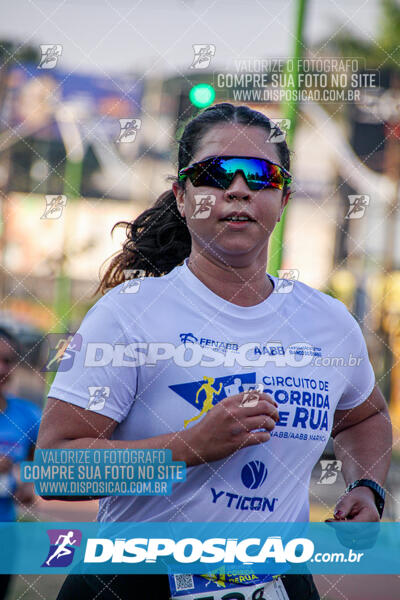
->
<box><xmin>177</xmin><ymin>258</ymin><xmax>287</xmax><ymax>318</ymax></box>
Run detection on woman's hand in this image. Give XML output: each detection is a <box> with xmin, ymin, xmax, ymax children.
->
<box><xmin>326</xmin><ymin>486</ymin><xmax>380</xmax><ymax>522</ymax></box>
<box><xmin>325</xmin><ymin>488</ymin><xmax>381</xmax><ymax>551</ymax></box>
<box><xmin>186</xmin><ymin>391</ymin><xmax>279</xmax><ymax>463</ymax></box>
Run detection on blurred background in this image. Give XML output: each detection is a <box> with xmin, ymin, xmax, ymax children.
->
<box><xmin>0</xmin><ymin>0</ymin><xmax>400</xmax><ymax>598</ymax></box>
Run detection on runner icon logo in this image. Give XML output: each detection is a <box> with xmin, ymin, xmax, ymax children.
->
<box><xmin>241</xmin><ymin>460</ymin><xmax>268</xmax><ymax>490</ymax></box>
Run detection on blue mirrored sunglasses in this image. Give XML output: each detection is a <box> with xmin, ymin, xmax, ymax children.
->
<box><xmin>178</xmin><ymin>156</ymin><xmax>292</xmax><ymax>191</ymax></box>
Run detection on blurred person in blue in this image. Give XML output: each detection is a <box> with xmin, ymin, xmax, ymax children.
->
<box><xmin>0</xmin><ymin>326</ymin><xmax>42</xmax><ymax>599</ymax></box>
<box><xmin>38</xmin><ymin>103</ymin><xmax>392</xmax><ymax>600</ymax></box>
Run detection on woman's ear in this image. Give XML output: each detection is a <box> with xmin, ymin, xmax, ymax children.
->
<box><xmin>172</xmin><ymin>181</ymin><xmax>185</xmax><ymax>218</ymax></box>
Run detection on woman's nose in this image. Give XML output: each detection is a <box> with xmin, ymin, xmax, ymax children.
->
<box><xmin>224</xmin><ymin>172</ymin><xmax>251</xmax><ymax>200</ymax></box>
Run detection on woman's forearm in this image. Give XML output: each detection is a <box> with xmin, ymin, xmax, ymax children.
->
<box><xmin>39</xmin><ymin>432</ymin><xmax>201</xmax><ymax>502</ymax></box>
<box><xmin>333</xmin><ymin>408</ymin><xmax>392</xmax><ymax>487</ymax></box>
<box><xmin>43</xmin><ymin>430</ymin><xmax>203</xmax><ymax>467</ymax></box>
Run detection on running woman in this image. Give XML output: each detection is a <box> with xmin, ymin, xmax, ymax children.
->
<box><xmin>38</xmin><ymin>103</ymin><xmax>392</xmax><ymax>600</ymax></box>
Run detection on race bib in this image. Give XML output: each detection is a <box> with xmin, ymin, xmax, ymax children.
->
<box><xmin>169</xmin><ymin>573</ymin><xmax>290</xmax><ymax>600</ymax></box>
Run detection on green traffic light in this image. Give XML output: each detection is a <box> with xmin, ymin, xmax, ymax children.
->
<box><xmin>189</xmin><ymin>84</ymin><xmax>215</xmax><ymax>108</ymax></box>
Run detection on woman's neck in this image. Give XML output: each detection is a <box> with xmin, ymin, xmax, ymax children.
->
<box><xmin>187</xmin><ymin>254</ymin><xmax>273</xmax><ymax>307</ymax></box>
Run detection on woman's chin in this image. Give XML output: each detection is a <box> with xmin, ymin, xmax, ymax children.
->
<box><xmin>210</xmin><ymin>243</ymin><xmax>261</xmax><ymax>264</ymax></box>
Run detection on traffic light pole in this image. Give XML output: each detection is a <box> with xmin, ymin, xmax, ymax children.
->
<box><xmin>267</xmin><ymin>0</ymin><xmax>308</xmax><ymax>276</ymax></box>
<box><xmin>45</xmin><ymin>109</ymin><xmax>84</xmax><ymax>393</ymax></box>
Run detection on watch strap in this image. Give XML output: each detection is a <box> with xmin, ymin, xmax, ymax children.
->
<box><xmin>345</xmin><ymin>478</ymin><xmax>385</xmax><ymax>518</ymax></box>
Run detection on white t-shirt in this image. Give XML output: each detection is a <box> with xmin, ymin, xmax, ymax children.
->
<box><xmin>49</xmin><ymin>258</ymin><xmax>375</xmax><ymax>523</ymax></box>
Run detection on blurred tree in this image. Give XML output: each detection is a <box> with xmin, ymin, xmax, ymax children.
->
<box><xmin>379</xmin><ymin>0</ymin><xmax>400</xmax><ymax>64</ymax></box>
<box><xmin>328</xmin><ymin>0</ymin><xmax>400</xmax><ymax>69</ymax></box>
<box><xmin>0</xmin><ymin>40</ymin><xmax>40</xmax><ymax>108</ymax></box>
<box><xmin>324</xmin><ymin>0</ymin><xmax>400</xmax><ymax>402</ymax></box>
<box><xmin>0</xmin><ymin>41</ymin><xmax>41</xmax><ymax>297</ymax></box>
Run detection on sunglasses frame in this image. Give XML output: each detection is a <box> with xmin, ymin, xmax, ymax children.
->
<box><xmin>178</xmin><ymin>155</ymin><xmax>292</xmax><ymax>191</ymax></box>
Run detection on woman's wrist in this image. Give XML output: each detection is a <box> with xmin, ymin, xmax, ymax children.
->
<box><xmin>165</xmin><ymin>426</ymin><xmax>206</xmax><ymax>467</ymax></box>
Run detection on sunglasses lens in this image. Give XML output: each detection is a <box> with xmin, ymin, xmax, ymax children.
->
<box><xmin>220</xmin><ymin>157</ymin><xmax>285</xmax><ymax>190</ymax></box>
<box><xmin>182</xmin><ymin>157</ymin><xmax>289</xmax><ymax>190</ymax></box>
<box><xmin>189</xmin><ymin>159</ymin><xmax>229</xmax><ymax>189</ymax></box>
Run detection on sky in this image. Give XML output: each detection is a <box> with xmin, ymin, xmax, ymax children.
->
<box><xmin>2</xmin><ymin>0</ymin><xmax>383</xmax><ymax>78</ymax></box>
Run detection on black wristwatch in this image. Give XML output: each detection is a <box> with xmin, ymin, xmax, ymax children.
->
<box><xmin>345</xmin><ymin>479</ymin><xmax>385</xmax><ymax>518</ymax></box>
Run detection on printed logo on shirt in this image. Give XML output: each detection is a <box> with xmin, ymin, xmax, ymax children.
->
<box><xmin>208</xmin><ymin>453</ymin><xmax>295</xmax><ymax>516</ymax></box>
<box><xmin>241</xmin><ymin>461</ymin><xmax>268</xmax><ymax>489</ymax></box>
<box><xmin>179</xmin><ymin>333</ymin><xmax>239</xmax><ymax>354</ymax></box>
<box><xmin>170</xmin><ymin>373</ymin><xmax>262</xmax><ymax>429</ymax></box>
<box><xmin>180</xmin><ymin>333</ymin><xmax>199</xmax><ymax>347</ymax></box>
<box><xmin>253</xmin><ymin>343</ymin><xmax>321</xmax><ymax>358</ymax></box>
<box><xmin>210</xmin><ymin>486</ymin><xmax>278</xmax><ymax>514</ymax></box>
<box><xmin>170</xmin><ymin>372</ymin><xmax>331</xmax><ymax>442</ymax></box>
<box><xmin>179</xmin><ymin>334</ymin><xmax>322</xmax><ymax>361</ymax></box>
<box><xmin>262</xmin><ymin>374</ymin><xmax>330</xmax><ymax>441</ymax></box>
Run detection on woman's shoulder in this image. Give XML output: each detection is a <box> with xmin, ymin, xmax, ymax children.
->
<box><xmin>99</xmin><ymin>268</ymin><xmax>181</xmax><ymax>306</ymax></box>
<box><xmin>287</xmin><ymin>277</ymin><xmax>353</xmax><ymax>320</ymax></box>
<box><xmin>83</xmin><ymin>267</ymin><xmax>183</xmax><ymax>329</ymax></box>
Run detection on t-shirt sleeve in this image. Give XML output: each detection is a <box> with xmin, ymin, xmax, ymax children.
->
<box><xmin>48</xmin><ymin>299</ymin><xmax>138</xmax><ymax>422</ymax></box>
<box><xmin>335</xmin><ymin>303</ymin><xmax>376</xmax><ymax>411</ymax></box>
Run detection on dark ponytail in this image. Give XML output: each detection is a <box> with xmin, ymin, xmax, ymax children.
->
<box><xmin>95</xmin><ymin>190</ymin><xmax>191</xmax><ymax>294</ymax></box>
<box><xmin>95</xmin><ymin>102</ymin><xmax>291</xmax><ymax>295</ymax></box>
